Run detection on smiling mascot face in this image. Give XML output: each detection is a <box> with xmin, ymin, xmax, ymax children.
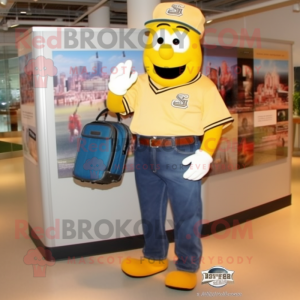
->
<box><xmin>143</xmin><ymin>2</ymin><xmax>205</xmax><ymax>87</ymax></box>
<box><xmin>143</xmin><ymin>22</ymin><xmax>202</xmax><ymax>87</ymax></box>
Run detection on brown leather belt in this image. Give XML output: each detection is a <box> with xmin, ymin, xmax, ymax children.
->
<box><xmin>139</xmin><ymin>136</ymin><xmax>195</xmax><ymax>148</ymax></box>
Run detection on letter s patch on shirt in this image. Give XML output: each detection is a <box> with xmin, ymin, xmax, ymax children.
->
<box><xmin>171</xmin><ymin>93</ymin><xmax>189</xmax><ymax>109</ymax></box>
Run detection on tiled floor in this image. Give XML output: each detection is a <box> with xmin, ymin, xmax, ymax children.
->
<box><xmin>0</xmin><ymin>156</ymin><xmax>299</xmax><ymax>300</ymax></box>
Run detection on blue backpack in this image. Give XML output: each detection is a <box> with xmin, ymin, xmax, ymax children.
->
<box><xmin>73</xmin><ymin>109</ymin><xmax>131</xmax><ymax>184</ymax></box>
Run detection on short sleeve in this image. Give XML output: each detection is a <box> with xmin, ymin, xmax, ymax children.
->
<box><xmin>201</xmin><ymin>86</ymin><xmax>234</xmax><ymax>132</ymax></box>
<box><xmin>122</xmin><ymin>77</ymin><xmax>139</xmax><ymax>114</ymax></box>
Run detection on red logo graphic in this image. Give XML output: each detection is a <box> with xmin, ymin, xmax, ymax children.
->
<box><xmin>83</xmin><ymin>157</ymin><xmax>106</xmax><ymax>179</ymax></box>
<box><xmin>25</xmin><ymin>56</ymin><xmax>58</xmax><ymax>88</ymax></box>
<box><xmin>23</xmin><ymin>247</ymin><xmax>56</xmax><ymax>277</ymax></box>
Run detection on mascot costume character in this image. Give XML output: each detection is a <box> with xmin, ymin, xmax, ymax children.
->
<box><xmin>107</xmin><ymin>2</ymin><xmax>233</xmax><ymax>291</ymax></box>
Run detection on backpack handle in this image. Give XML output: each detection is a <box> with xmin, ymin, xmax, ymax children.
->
<box><xmin>96</xmin><ymin>108</ymin><xmax>121</xmax><ymax>122</ymax></box>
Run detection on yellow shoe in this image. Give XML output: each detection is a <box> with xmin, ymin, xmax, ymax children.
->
<box><xmin>165</xmin><ymin>271</ymin><xmax>197</xmax><ymax>290</ymax></box>
<box><xmin>121</xmin><ymin>257</ymin><xmax>168</xmax><ymax>277</ymax></box>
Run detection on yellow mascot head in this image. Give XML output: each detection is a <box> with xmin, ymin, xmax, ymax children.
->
<box><xmin>143</xmin><ymin>2</ymin><xmax>206</xmax><ymax>87</ymax></box>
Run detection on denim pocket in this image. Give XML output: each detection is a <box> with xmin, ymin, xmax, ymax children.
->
<box><xmin>174</xmin><ymin>143</ymin><xmax>197</xmax><ymax>155</ymax></box>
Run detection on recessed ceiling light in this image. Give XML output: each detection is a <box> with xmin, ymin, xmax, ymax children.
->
<box><xmin>206</xmin><ymin>20</ymin><xmax>213</xmax><ymax>24</ymax></box>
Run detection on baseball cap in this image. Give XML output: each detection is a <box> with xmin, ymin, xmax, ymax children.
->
<box><xmin>145</xmin><ymin>2</ymin><xmax>206</xmax><ymax>36</ymax></box>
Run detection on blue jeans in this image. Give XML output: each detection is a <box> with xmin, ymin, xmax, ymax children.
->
<box><xmin>134</xmin><ymin>136</ymin><xmax>202</xmax><ymax>272</ymax></box>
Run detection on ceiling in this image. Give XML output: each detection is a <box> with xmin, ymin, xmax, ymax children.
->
<box><xmin>0</xmin><ymin>0</ymin><xmax>293</xmax><ymax>30</ymax></box>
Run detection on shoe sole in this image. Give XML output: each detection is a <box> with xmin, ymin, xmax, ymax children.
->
<box><xmin>165</xmin><ymin>284</ymin><xmax>195</xmax><ymax>291</ymax></box>
<box><xmin>122</xmin><ymin>268</ymin><xmax>168</xmax><ymax>278</ymax></box>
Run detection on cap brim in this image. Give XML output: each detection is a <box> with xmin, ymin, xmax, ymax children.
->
<box><xmin>144</xmin><ymin>19</ymin><xmax>201</xmax><ymax>35</ymax></box>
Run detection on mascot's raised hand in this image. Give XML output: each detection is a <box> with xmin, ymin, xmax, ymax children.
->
<box><xmin>108</xmin><ymin>60</ymin><xmax>138</xmax><ymax>96</ymax></box>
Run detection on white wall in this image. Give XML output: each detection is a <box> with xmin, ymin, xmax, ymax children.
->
<box><xmin>206</xmin><ymin>4</ymin><xmax>300</xmax><ymax>66</ymax></box>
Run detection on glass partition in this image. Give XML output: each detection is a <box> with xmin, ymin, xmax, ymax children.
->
<box><xmin>0</xmin><ymin>45</ymin><xmax>21</xmax><ymax>133</ymax></box>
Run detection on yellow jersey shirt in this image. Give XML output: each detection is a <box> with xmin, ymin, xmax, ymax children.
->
<box><xmin>122</xmin><ymin>73</ymin><xmax>234</xmax><ymax>136</ymax></box>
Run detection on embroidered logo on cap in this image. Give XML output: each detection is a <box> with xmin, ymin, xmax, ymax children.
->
<box><xmin>172</xmin><ymin>93</ymin><xmax>189</xmax><ymax>109</ymax></box>
<box><xmin>166</xmin><ymin>4</ymin><xmax>185</xmax><ymax>17</ymax></box>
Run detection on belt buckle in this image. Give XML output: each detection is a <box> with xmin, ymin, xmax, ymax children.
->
<box><xmin>149</xmin><ymin>137</ymin><xmax>159</xmax><ymax>148</ymax></box>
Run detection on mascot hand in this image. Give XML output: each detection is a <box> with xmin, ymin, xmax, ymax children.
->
<box><xmin>182</xmin><ymin>150</ymin><xmax>213</xmax><ymax>181</ymax></box>
<box><xmin>108</xmin><ymin>60</ymin><xmax>138</xmax><ymax>96</ymax></box>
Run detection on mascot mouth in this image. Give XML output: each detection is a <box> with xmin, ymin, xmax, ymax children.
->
<box><xmin>154</xmin><ymin>65</ymin><xmax>186</xmax><ymax>79</ymax></box>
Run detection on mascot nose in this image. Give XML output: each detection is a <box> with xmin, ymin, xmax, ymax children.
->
<box><xmin>159</xmin><ymin>44</ymin><xmax>174</xmax><ymax>60</ymax></box>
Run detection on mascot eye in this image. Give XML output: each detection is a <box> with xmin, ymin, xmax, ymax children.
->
<box><xmin>157</xmin><ymin>37</ymin><xmax>164</xmax><ymax>44</ymax></box>
<box><xmin>173</xmin><ymin>39</ymin><xmax>180</xmax><ymax>45</ymax></box>
<box><xmin>171</xmin><ymin>32</ymin><xmax>190</xmax><ymax>53</ymax></box>
<box><xmin>152</xmin><ymin>29</ymin><xmax>172</xmax><ymax>51</ymax></box>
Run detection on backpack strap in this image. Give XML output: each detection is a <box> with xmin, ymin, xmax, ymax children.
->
<box><xmin>95</xmin><ymin>108</ymin><xmax>121</xmax><ymax>122</ymax></box>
